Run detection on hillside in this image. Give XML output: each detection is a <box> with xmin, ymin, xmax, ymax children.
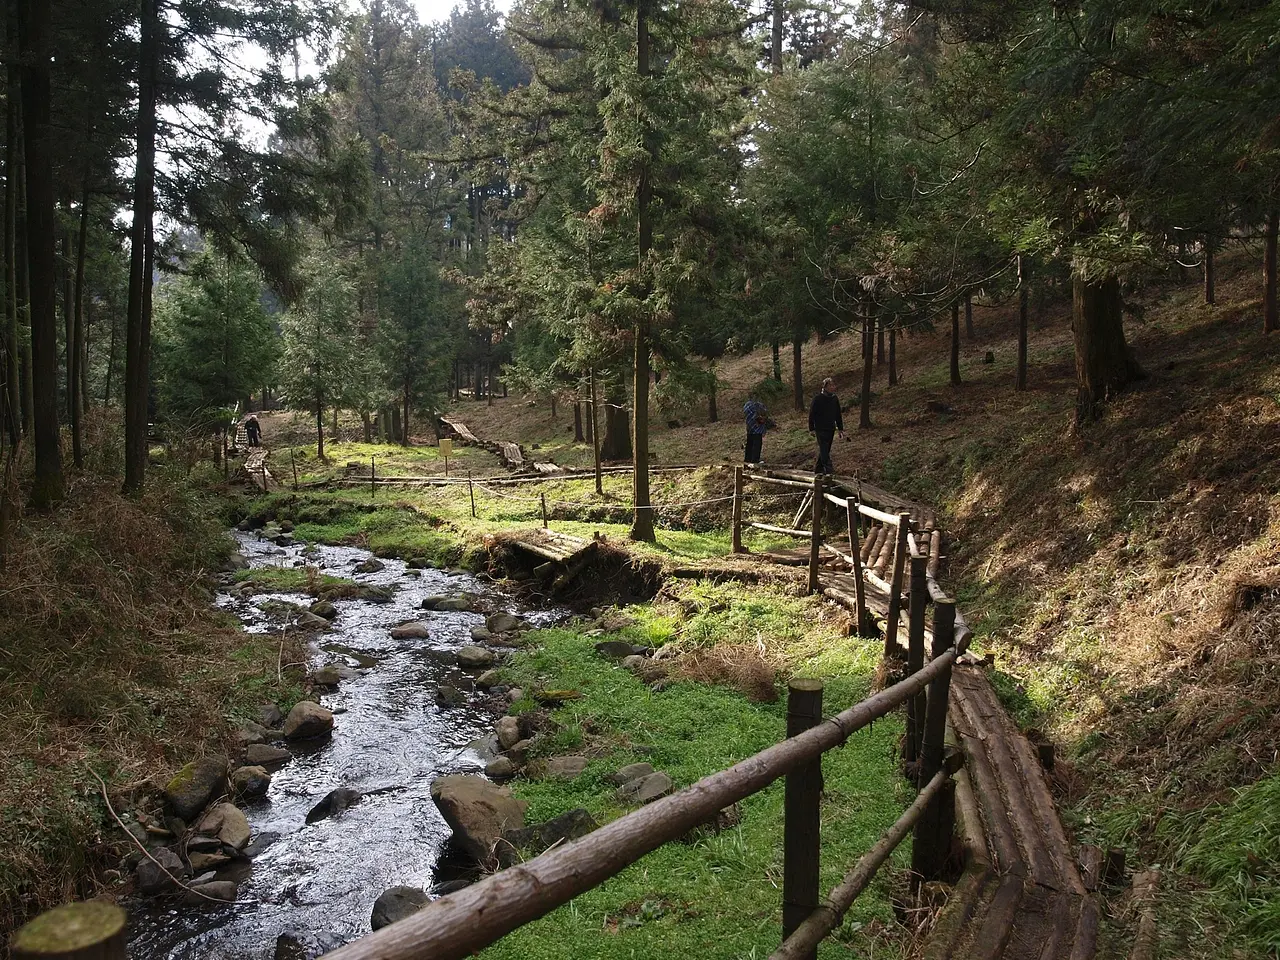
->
<box><xmin>446</xmin><ymin>250</ymin><xmax>1280</xmax><ymax>957</ymax></box>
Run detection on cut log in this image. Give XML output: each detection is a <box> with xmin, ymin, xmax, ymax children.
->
<box><xmin>749</xmin><ymin>522</ymin><xmax>811</xmax><ymax>538</ymax></box>
<box><xmin>1078</xmin><ymin>845</ymin><xmax>1103</xmax><ymax>893</ymax></box>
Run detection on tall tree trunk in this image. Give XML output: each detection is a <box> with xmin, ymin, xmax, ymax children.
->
<box><xmin>402</xmin><ymin>388</ymin><xmax>410</xmax><ymax>447</ymax></box>
<box><xmin>950</xmin><ymin>301</ymin><xmax>962</xmax><ymax>386</ymax></box>
<box><xmin>876</xmin><ymin>320</ymin><xmax>885</xmax><ymax>365</ymax></box>
<box><xmin>315</xmin><ymin>395</ymin><xmax>325</xmax><ymax>460</ymax></box>
<box><xmin>2</xmin><ymin>55</ymin><xmax>19</xmax><ymax>447</ymax></box>
<box><xmin>630</xmin><ymin>0</ymin><xmax>655</xmax><ymax>543</ymax></box>
<box><xmin>601</xmin><ymin>380</ymin><xmax>632</xmax><ymax>461</ymax></box>
<box><xmin>389</xmin><ymin>405</ymin><xmax>401</xmax><ymax>445</ymax></box>
<box><xmin>550</xmin><ymin>393</ymin><xmax>556</xmax><ymax>419</ymax></box>
<box><xmin>331</xmin><ymin>405</ymin><xmax>338</xmax><ymax>438</ymax></box>
<box><xmin>1264</xmin><ymin>210</ymin><xmax>1278</xmax><ymax>334</ymax></box>
<box><xmin>573</xmin><ymin>402</ymin><xmax>584</xmax><ymax>442</ymax></box>
<box><xmin>770</xmin><ymin>0</ymin><xmax>782</xmax><ymax>72</ymax></box>
<box><xmin>62</xmin><ymin>231</ymin><xmax>71</xmax><ymax>418</ymax></box>
<box><xmin>771</xmin><ymin>340</ymin><xmax>781</xmax><ymax>382</ymax></box>
<box><xmin>859</xmin><ymin>316</ymin><xmax>873</xmax><ymax>429</ymax></box>
<box><xmin>16</xmin><ymin>109</ymin><xmax>31</xmax><ymax>438</ymax></box>
<box><xmin>1203</xmin><ymin>236</ymin><xmax>1215</xmax><ymax>305</ymax></box>
<box><xmin>20</xmin><ymin>0</ymin><xmax>62</xmax><ymax>508</ymax></box>
<box><xmin>589</xmin><ymin>367</ymin><xmax>602</xmax><ymax>495</ymax></box>
<box><xmin>1072</xmin><ymin>274</ymin><xmax>1141</xmax><ymax>421</ymax></box>
<box><xmin>71</xmin><ymin>185</ymin><xmax>88</xmax><ymax>467</ymax></box>
<box><xmin>361</xmin><ymin>410</ymin><xmax>372</xmax><ymax>443</ymax></box>
<box><xmin>964</xmin><ymin>292</ymin><xmax>974</xmax><ymax>339</ymax></box>
<box><xmin>888</xmin><ymin>326</ymin><xmax>897</xmax><ymax>386</ymax></box>
<box><xmin>1016</xmin><ymin>256</ymin><xmax>1028</xmax><ymax>392</ymax></box>
<box><xmin>123</xmin><ymin>0</ymin><xmax>158</xmax><ymax>495</ymax></box>
<box><xmin>791</xmin><ymin>334</ymin><xmax>803</xmax><ymax>411</ymax></box>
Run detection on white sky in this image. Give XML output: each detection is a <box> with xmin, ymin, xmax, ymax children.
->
<box><xmin>408</xmin><ymin>0</ymin><xmax>513</xmax><ymax>28</ymax></box>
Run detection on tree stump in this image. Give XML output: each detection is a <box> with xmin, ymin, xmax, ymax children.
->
<box><xmin>12</xmin><ymin>901</ymin><xmax>127</xmax><ymax>959</ymax></box>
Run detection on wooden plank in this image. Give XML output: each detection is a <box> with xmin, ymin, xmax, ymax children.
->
<box><xmin>858</xmin><ymin>502</ymin><xmax>902</xmax><ymax>526</ymax></box>
<box><xmin>750</xmin><ymin>522</ymin><xmax>812</xmax><ymax>538</ymax></box>
<box><xmin>822</xmin><ymin>491</ymin><xmax>848</xmax><ymax>509</ymax></box>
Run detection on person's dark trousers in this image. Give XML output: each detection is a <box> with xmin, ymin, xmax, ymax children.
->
<box><xmin>745</xmin><ymin>432</ymin><xmax>763</xmax><ymax>464</ymax></box>
<box><xmin>814</xmin><ymin>430</ymin><xmax>835</xmax><ymax>474</ymax></box>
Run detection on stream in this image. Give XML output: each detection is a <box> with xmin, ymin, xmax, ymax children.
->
<box><xmin>128</xmin><ymin>530</ymin><xmax>559</xmax><ymax>959</ymax></box>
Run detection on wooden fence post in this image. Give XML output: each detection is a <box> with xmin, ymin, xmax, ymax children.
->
<box><xmin>731</xmin><ymin>466</ymin><xmax>744</xmax><ymax>554</ymax></box>
<box><xmin>783</xmin><ymin>678</ymin><xmax>824</xmax><ymax>960</ymax></box>
<box><xmin>906</xmin><ymin>553</ymin><xmax>929</xmax><ymax>763</ymax></box>
<box><xmin>884</xmin><ymin>514</ymin><xmax>911</xmax><ymax>658</ymax></box>
<box><xmin>370</xmin><ymin>456</ymin><xmax>376</xmax><ymax>499</ymax></box>
<box><xmin>260</xmin><ymin>463</ymin><xmax>268</xmax><ymax>492</ymax></box>
<box><xmin>290</xmin><ymin>448</ymin><xmax>298</xmax><ymax>491</ymax></box>
<box><xmin>12</xmin><ymin>901</ymin><xmax>127</xmax><ymax>959</ymax></box>
<box><xmin>911</xmin><ymin>599</ymin><xmax>957</xmax><ymax>884</ymax></box>
<box><xmin>468</xmin><ymin>471</ymin><xmax>477</xmax><ymax>519</ymax></box>
<box><xmin>808</xmin><ymin>474</ymin><xmax>823</xmax><ymax>595</ymax></box>
<box><xmin>541</xmin><ymin>492</ymin><xmax>548</xmax><ymax>528</ymax></box>
<box><xmin>846</xmin><ymin>499</ymin><xmax>869</xmax><ymax>635</ymax></box>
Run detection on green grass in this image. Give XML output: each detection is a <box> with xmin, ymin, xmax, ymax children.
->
<box><xmin>233</xmin><ymin>567</ymin><xmax>360</xmax><ymax>596</ymax></box>
<box><xmin>274</xmin><ymin>440</ymin><xmax>491</xmax><ymax>485</ymax></box>
<box><xmin>480</xmin><ymin>593</ymin><xmax>908</xmax><ymax>960</ymax></box>
<box><xmin>1174</xmin><ymin>773</ymin><xmax>1280</xmax><ymax>953</ymax></box>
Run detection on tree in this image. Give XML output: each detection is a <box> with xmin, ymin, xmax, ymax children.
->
<box><xmin>153</xmin><ymin>251</ymin><xmax>278</xmax><ymax>421</ymax></box>
<box><xmin>279</xmin><ymin>258</ymin><xmax>362</xmax><ymax>461</ymax></box>
<box><xmin>377</xmin><ymin>238</ymin><xmax>452</xmax><ymax>444</ymax></box>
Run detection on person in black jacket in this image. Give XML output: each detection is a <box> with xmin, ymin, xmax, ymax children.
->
<box><xmin>808</xmin><ymin>378</ymin><xmax>844</xmax><ymax>474</ymax></box>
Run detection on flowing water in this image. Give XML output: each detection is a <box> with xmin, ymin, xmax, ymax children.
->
<box><xmin>128</xmin><ymin>530</ymin><xmax>558</xmax><ymax>959</ymax></box>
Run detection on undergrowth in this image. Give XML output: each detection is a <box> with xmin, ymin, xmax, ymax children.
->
<box><xmin>0</xmin><ymin>452</ymin><xmax>303</xmax><ymax>938</ymax></box>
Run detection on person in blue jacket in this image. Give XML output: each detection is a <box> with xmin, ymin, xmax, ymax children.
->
<box><xmin>808</xmin><ymin>378</ymin><xmax>844</xmax><ymax>474</ymax></box>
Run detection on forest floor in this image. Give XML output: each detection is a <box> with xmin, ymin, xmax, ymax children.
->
<box><xmin>267</xmin><ymin>246</ymin><xmax>1280</xmax><ymax>957</ymax></box>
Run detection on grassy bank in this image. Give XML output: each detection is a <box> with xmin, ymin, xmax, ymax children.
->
<box><xmin>0</xmin><ymin>451</ymin><xmax>305</xmax><ymax>938</ymax></box>
<box><xmin>480</xmin><ymin>581</ymin><xmax>907</xmax><ymax>959</ymax></box>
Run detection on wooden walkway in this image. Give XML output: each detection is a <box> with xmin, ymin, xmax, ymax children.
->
<box><xmin>742</xmin><ymin>469</ymin><xmax>1096</xmax><ymax>960</ymax></box>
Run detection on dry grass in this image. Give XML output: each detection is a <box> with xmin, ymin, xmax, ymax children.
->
<box><xmin>0</xmin><ymin>445</ymin><xmax>304</xmax><ymax>939</ymax></box>
<box><xmin>676</xmin><ymin>642</ymin><xmax>785</xmax><ymax>703</ymax></box>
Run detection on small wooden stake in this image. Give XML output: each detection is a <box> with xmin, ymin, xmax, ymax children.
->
<box><xmin>906</xmin><ymin>554</ymin><xmax>929</xmax><ymax>762</ymax></box>
<box><xmin>846</xmin><ymin>499</ymin><xmax>869</xmax><ymax>635</ymax></box>
<box><xmin>371</xmin><ymin>456</ymin><xmax>376</xmax><ymax>499</ymax></box>
<box><xmin>782</xmin><ymin>678</ymin><xmax>824</xmax><ymax>960</ymax></box>
<box><xmin>541</xmin><ymin>492</ymin><xmax>549</xmax><ymax>528</ymax></box>
<box><xmin>731</xmin><ymin>465</ymin><xmax>744</xmax><ymax>554</ymax></box>
<box><xmin>807</xmin><ymin>474</ymin><xmax>822</xmax><ymax>595</ymax></box>
<box><xmin>884</xmin><ymin>514</ymin><xmax>910</xmax><ymax>658</ymax></box>
<box><xmin>290</xmin><ymin>448</ymin><xmax>298</xmax><ymax>491</ymax></box>
<box><xmin>468</xmin><ymin>471</ymin><xmax>477</xmax><ymax>518</ymax></box>
<box><xmin>912</xmin><ymin>598</ymin><xmax>957</xmax><ymax>883</ymax></box>
<box><xmin>12</xmin><ymin>901</ymin><xmax>127</xmax><ymax>959</ymax></box>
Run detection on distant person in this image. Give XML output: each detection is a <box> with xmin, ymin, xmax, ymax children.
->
<box><xmin>743</xmin><ymin>395</ymin><xmax>774</xmax><ymax>466</ymax></box>
<box><xmin>245</xmin><ymin>415</ymin><xmax>262</xmax><ymax>448</ymax></box>
<box><xmin>808</xmin><ymin>378</ymin><xmax>844</xmax><ymax>475</ymax></box>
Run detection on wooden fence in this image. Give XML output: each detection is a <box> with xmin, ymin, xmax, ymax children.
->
<box><xmin>16</xmin><ymin>473</ymin><xmax>975</xmax><ymax>960</ymax></box>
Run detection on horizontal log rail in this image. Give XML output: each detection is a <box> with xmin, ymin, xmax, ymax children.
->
<box><xmin>321</xmin><ymin>650</ymin><xmax>962</xmax><ymax>960</ymax></box>
<box><xmin>751</xmin><ymin>521</ymin><xmax>812</xmax><ymax>538</ymax></box>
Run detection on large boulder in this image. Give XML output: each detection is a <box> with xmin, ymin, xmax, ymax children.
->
<box><xmin>283</xmin><ymin>701</ymin><xmax>334</xmax><ymax>740</ymax></box>
<box><xmin>609</xmin><ymin>762</ymin><xmax>654</xmax><ymax>786</ymax></box>
<box><xmin>184</xmin><ymin>880</ymin><xmax>238</xmax><ymax>905</ymax></box>
<box><xmin>422</xmin><ymin>594</ymin><xmax>474</xmax><ymax>612</ymax></box>
<box><xmin>309</xmin><ymin>600</ymin><xmax>338</xmax><ymax>620</ymax></box>
<box><xmin>370</xmin><ymin>886</ymin><xmax>429</xmax><ymax>930</ymax></box>
<box><xmin>390</xmin><ymin>621</ymin><xmax>431</xmax><ymax>640</ymax></box>
<box><xmin>164</xmin><ymin>758</ymin><xmax>228</xmax><ymax>821</ymax></box>
<box><xmin>616</xmin><ymin>771</ymin><xmax>674</xmax><ymax>805</ymax></box>
<box><xmin>353</xmin><ymin>558</ymin><xmax>385</xmax><ymax>574</ymax></box>
<box><xmin>485</xmin><ymin>757</ymin><xmax>516</xmax><ymax>780</ymax></box>
<box><xmin>294</xmin><ymin>611</ymin><xmax>331</xmax><ymax>631</ymax></box>
<box><xmin>306</xmin><ymin>787</ymin><xmax>362</xmax><ymax>824</ymax></box>
<box><xmin>245</xmin><ymin>743</ymin><xmax>291</xmax><ymax>766</ymax></box>
<box><xmin>495</xmin><ymin>716</ymin><xmax>521</xmax><ymax>751</ymax></box>
<box><xmin>485</xmin><ymin>612</ymin><xmax>524</xmax><ymax>634</ymax></box>
<box><xmin>231</xmin><ymin>765</ymin><xmax>272</xmax><ymax>801</ymax></box>
<box><xmin>457</xmin><ymin>646</ymin><xmax>495</xmax><ymax>669</ymax></box>
<box><xmin>430</xmin><ymin>774</ymin><xmax>527</xmax><ymax>866</ymax></box>
<box><xmin>196</xmin><ymin>803</ymin><xmax>252</xmax><ymax>852</ymax></box>
<box><xmin>135</xmin><ymin>846</ymin><xmax>189</xmax><ymax>896</ymax></box>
